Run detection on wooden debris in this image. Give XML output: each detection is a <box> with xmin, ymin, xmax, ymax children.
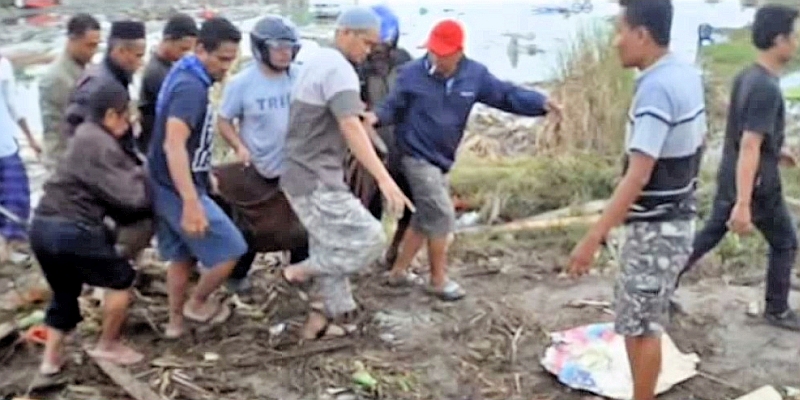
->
<box><xmin>85</xmin><ymin>346</ymin><xmax>162</xmax><ymax>400</ymax></box>
<box><xmin>0</xmin><ymin>321</ymin><xmax>17</xmax><ymax>344</ymax></box>
<box><xmin>459</xmin><ymin>214</ymin><xmax>601</xmax><ymax>235</ymax></box>
<box><xmin>733</xmin><ymin>385</ymin><xmax>782</xmax><ymax>400</ymax></box>
<box><xmin>565</xmin><ymin>299</ymin><xmax>612</xmax><ymax>309</ymax></box>
<box><xmin>234</xmin><ymin>340</ymin><xmax>354</xmax><ymax>368</ymax></box>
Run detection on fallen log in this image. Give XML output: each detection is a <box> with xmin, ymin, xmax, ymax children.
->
<box><xmin>457</xmin><ymin>200</ymin><xmax>606</xmax><ymax>235</ymax></box>
<box><xmin>458</xmin><ymin>214</ymin><xmax>601</xmax><ymax>235</ymax></box>
<box><xmin>84</xmin><ymin>346</ymin><xmax>162</xmax><ymax>400</ymax></box>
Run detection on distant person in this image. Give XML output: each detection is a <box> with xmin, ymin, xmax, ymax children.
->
<box><xmin>216</xmin><ymin>14</ymin><xmax>307</xmax><ymax>293</ymax></box>
<box><xmin>63</xmin><ymin>20</ymin><xmax>146</xmax><ymax>155</ymax></box>
<box><xmin>346</xmin><ymin>3</ymin><xmax>413</xmax><ymax>267</ymax></box>
<box><xmin>32</xmin><ymin>83</ymin><xmax>150</xmax><ymax>373</ymax></box>
<box><xmin>147</xmin><ymin>18</ymin><xmax>247</xmax><ymax>339</ymax></box>
<box><xmin>62</xmin><ymin>20</ymin><xmax>153</xmax><ymax>260</ymax></box>
<box><xmin>363</xmin><ymin>19</ymin><xmax>560</xmax><ymax>301</ymax></box>
<box><xmin>0</xmin><ymin>55</ymin><xmax>41</xmax><ymax>261</ymax></box>
<box><xmin>138</xmin><ymin>13</ymin><xmax>198</xmax><ymax>154</ymax></box>
<box><xmin>279</xmin><ymin>7</ymin><xmax>412</xmax><ymax>340</ymax></box>
<box><xmin>38</xmin><ymin>13</ymin><xmax>101</xmax><ymax>168</ymax></box>
<box><xmin>677</xmin><ymin>5</ymin><xmax>800</xmax><ymax>331</ymax></box>
<box><xmin>567</xmin><ymin>1</ymin><xmax>706</xmax><ymax>399</ymax></box>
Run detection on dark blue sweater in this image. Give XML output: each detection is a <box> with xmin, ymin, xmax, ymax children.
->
<box><xmin>376</xmin><ymin>56</ymin><xmax>548</xmax><ymax>172</ymax></box>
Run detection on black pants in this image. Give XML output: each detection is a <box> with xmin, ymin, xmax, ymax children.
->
<box><xmin>680</xmin><ymin>194</ymin><xmax>798</xmax><ymax>314</ymax></box>
<box><xmin>229</xmin><ymin>228</ymin><xmax>309</xmax><ymax>280</ymax></box>
<box><xmin>30</xmin><ymin>216</ymin><xmax>135</xmax><ymax>332</ymax></box>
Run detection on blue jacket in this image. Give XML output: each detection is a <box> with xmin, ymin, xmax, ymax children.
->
<box><xmin>376</xmin><ymin>56</ymin><xmax>548</xmax><ymax>172</ymax></box>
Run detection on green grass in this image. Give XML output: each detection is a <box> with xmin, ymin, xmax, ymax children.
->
<box><xmin>702</xmin><ymin>27</ymin><xmax>800</xmax><ymax>83</ymax></box>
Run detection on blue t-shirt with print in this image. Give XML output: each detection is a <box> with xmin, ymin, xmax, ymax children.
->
<box><xmin>147</xmin><ymin>69</ymin><xmax>214</xmax><ymax>192</ymax></box>
<box><xmin>218</xmin><ymin>64</ymin><xmax>295</xmax><ymax>179</ymax></box>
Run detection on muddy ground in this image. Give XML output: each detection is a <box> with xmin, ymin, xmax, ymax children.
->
<box><xmin>1</xmin><ymin>228</ymin><xmax>798</xmax><ymax>400</ymax></box>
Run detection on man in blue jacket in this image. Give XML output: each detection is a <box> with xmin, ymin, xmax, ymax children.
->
<box><xmin>364</xmin><ymin>19</ymin><xmax>561</xmax><ymax>301</ymax></box>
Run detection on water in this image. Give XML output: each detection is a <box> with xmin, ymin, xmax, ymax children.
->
<box><xmin>0</xmin><ymin>0</ymin><xmax>762</xmax><ymax>207</ymax></box>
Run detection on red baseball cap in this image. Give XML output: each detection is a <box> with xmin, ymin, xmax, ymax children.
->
<box><xmin>420</xmin><ymin>19</ymin><xmax>464</xmax><ymax>57</ymax></box>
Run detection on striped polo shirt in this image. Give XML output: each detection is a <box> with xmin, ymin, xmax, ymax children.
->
<box><xmin>624</xmin><ymin>53</ymin><xmax>707</xmax><ymax>223</ymax></box>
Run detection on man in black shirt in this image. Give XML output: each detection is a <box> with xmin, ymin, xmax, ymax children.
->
<box><xmin>137</xmin><ymin>13</ymin><xmax>198</xmax><ymax>153</ymax></box>
<box><xmin>678</xmin><ymin>5</ymin><xmax>800</xmax><ymax>331</ymax></box>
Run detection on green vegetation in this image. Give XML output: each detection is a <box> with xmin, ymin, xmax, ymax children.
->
<box><xmin>701</xmin><ymin>27</ymin><xmax>800</xmax><ymax>83</ymax></box>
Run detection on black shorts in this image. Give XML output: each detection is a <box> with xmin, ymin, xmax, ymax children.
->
<box><xmin>30</xmin><ymin>215</ymin><xmax>135</xmax><ymax>332</ymax></box>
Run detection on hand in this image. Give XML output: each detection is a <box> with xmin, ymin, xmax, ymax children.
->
<box><xmin>235</xmin><ymin>145</ymin><xmax>251</xmax><ymax>166</ymax></box>
<box><xmin>181</xmin><ymin>199</ymin><xmax>209</xmax><ymax>237</ymax></box>
<box><xmin>209</xmin><ymin>172</ymin><xmax>221</xmax><ymax>194</ymax></box>
<box><xmin>727</xmin><ymin>201</ymin><xmax>753</xmax><ymax>235</ymax></box>
<box><xmin>567</xmin><ymin>234</ymin><xmax>601</xmax><ymax>278</ymax></box>
<box><xmin>377</xmin><ymin>177</ymin><xmax>415</xmax><ymax>218</ymax></box>
<box><xmin>29</xmin><ymin>139</ymin><xmax>42</xmax><ymax>158</ymax></box>
<box><xmin>361</xmin><ymin>111</ymin><xmax>378</xmax><ymax>126</ymax></box>
<box><xmin>780</xmin><ymin>147</ymin><xmax>797</xmax><ymax>168</ymax></box>
<box><xmin>544</xmin><ymin>99</ymin><xmax>563</xmax><ymax>123</ymax></box>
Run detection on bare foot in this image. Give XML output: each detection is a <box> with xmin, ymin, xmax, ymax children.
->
<box><xmin>164</xmin><ymin>323</ymin><xmax>184</xmax><ymax>339</ymax></box>
<box><xmin>38</xmin><ymin>359</ymin><xmax>62</xmax><ymax>376</ymax></box>
<box><xmin>301</xmin><ymin>310</ymin><xmax>329</xmax><ymax>340</ymax></box>
<box><xmin>88</xmin><ymin>342</ymin><xmax>144</xmax><ymax>366</ymax></box>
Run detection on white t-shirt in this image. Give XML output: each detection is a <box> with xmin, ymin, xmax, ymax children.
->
<box><xmin>0</xmin><ymin>57</ymin><xmax>21</xmax><ymax>158</ymax></box>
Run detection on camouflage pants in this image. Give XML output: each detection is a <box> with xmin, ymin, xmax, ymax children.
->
<box><xmin>614</xmin><ymin>220</ymin><xmax>694</xmax><ymax>337</ymax></box>
<box><xmin>41</xmin><ymin>132</ymin><xmax>67</xmax><ymax>171</ymax></box>
<box><xmin>286</xmin><ymin>186</ymin><xmax>386</xmax><ymax>317</ymax></box>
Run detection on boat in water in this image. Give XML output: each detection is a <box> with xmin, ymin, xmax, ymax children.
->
<box><xmin>309</xmin><ymin>0</ymin><xmax>357</xmax><ymax>20</ymax></box>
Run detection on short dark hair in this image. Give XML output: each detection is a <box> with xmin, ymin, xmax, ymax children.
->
<box><xmin>619</xmin><ymin>0</ymin><xmax>673</xmax><ymax>47</ymax></box>
<box><xmin>198</xmin><ymin>17</ymin><xmax>242</xmax><ymax>53</ymax></box>
<box><xmin>88</xmin><ymin>86</ymin><xmax>129</xmax><ymax>122</ymax></box>
<box><xmin>67</xmin><ymin>13</ymin><xmax>100</xmax><ymax>39</ymax></box>
<box><xmin>752</xmin><ymin>5</ymin><xmax>799</xmax><ymax>50</ymax></box>
<box><xmin>163</xmin><ymin>13</ymin><xmax>199</xmax><ymax>40</ymax></box>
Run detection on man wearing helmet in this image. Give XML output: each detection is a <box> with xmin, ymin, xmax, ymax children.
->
<box><xmin>216</xmin><ymin>15</ymin><xmax>306</xmax><ymax>293</ymax></box>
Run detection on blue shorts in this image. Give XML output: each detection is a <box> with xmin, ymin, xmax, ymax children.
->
<box><xmin>152</xmin><ymin>182</ymin><xmax>247</xmax><ymax>268</ymax></box>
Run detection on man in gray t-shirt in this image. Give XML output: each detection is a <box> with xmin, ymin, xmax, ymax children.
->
<box><xmin>279</xmin><ymin>6</ymin><xmax>413</xmax><ymax>340</ymax></box>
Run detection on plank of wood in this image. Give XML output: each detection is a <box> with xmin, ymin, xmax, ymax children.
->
<box><xmin>458</xmin><ymin>214</ymin><xmax>601</xmax><ymax>235</ymax></box>
<box><xmin>84</xmin><ymin>346</ymin><xmax>162</xmax><ymax>400</ymax></box>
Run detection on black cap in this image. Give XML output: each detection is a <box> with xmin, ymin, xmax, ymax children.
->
<box><xmin>163</xmin><ymin>13</ymin><xmax>199</xmax><ymax>39</ymax></box>
<box><xmin>110</xmin><ymin>20</ymin><xmax>146</xmax><ymax>40</ymax></box>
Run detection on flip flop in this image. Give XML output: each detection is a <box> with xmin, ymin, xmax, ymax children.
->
<box><xmin>182</xmin><ymin>299</ymin><xmax>232</xmax><ymax>325</ymax></box>
<box><xmin>426</xmin><ymin>280</ymin><xmax>466</xmax><ymax>302</ymax></box>
<box><xmin>384</xmin><ymin>271</ymin><xmax>424</xmax><ymax>288</ymax></box>
<box><xmin>304</xmin><ymin>302</ymin><xmax>357</xmax><ymax>340</ymax></box>
<box><xmin>86</xmin><ymin>345</ymin><xmax>144</xmax><ymax>366</ymax></box>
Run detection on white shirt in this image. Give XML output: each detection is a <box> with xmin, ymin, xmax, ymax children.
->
<box><xmin>0</xmin><ymin>57</ymin><xmax>21</xmax><ymax>158</ymax></box>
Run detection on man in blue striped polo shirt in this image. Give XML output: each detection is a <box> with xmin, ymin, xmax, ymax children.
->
<box><xmin>567</xmin><ymin>0</ymin><xmax>707</xmax><ymax>399</ymax></box>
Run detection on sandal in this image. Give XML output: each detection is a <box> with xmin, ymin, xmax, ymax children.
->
<box><xmin>426</xmin><ymin>280</ymin><xmax>466</xmax><ymax>302</ymax></box>
<box><xmin>182</xmin><ymin>298</ymin><xmax>232</xmax><ymax>325</ymax></box>
<box><xmin>303</xmin><ymin>302</ymin><xmax>358</xmax><ymax>340</ymax></box>
<box><xmin>384</xmin><ymin>271</ymin><xmax>424</xmax><ymax>288</ymax></box>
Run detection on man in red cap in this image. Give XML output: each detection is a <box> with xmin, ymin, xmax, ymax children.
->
<box><xmin>364</xmin><ymin>19</ymin><xmax>561</xmax><ymax>301</ymax></box>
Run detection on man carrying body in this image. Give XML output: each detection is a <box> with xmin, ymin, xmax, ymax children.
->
<box><xmin>138</xmin><ymin>13</ymin><xmax>198</xmax><ymax>154</ymax></box>
<box><xmin>677</xmin><ymin>5</ymin><xmax>800</xmax><ymax>330</ymax></box>
<box><xmin>216</xmin><ymin>15</ymin><xmax>307</xmax><ymax>292</ymax></box>
<box><xmin>279</xmin><ymin>7</ymin><xmax>412</xmax><ymax>339</ymax></box>
<box><xmin>348</xmin><ymin>3</ymin><xmax>413</xmax><ymax>266</ymax></box>
<box><xmin>62</xmin><ymin>20</ymin><xmax>151</xmax><ymax>260</ymax></box>
<box><xmin>38</xmin><ymin>13</ymin><xmax>101</xmax><ymax>168</ymax></box>
<box><xmin>568</xmin><ymin>1</ymin><xmax>707</xmax><ymax>399</ymax></box>
<box><xmin>364</xmin><ymin>19</ymin><xmax>560</xmax><ymax>300</ymax></box>
<box><xmin>148</xmin><ymin>18</ymin><xmax>247</xmax><ymax>338</ymax></box>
